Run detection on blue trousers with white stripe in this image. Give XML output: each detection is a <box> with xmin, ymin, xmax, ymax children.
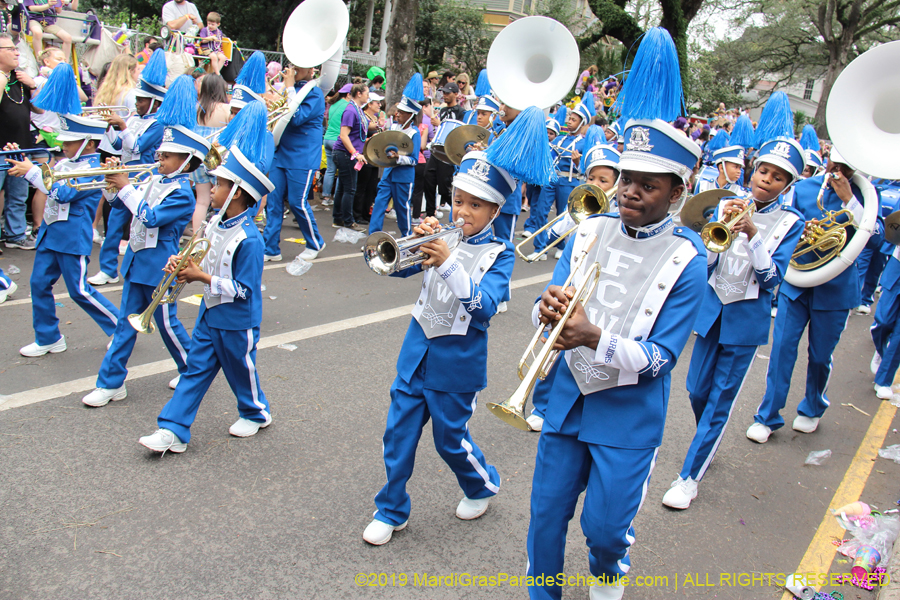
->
<box><xmin>872</xmin><ymin>284</ymin><xmax>900</xmax><ymax>387</ymax></box>
<box><xmin>98</xmin><ymin>204</ymin><xmax>129</xmax><ymax>277</ymax></box>
<box><xmin>527</xmin><ymin>397</ymin><xmax>658</xmax><ymax>600</ymax></box>
<box><xmin>522</xmin><ymin>184</ymin><xmax>543</xmax><ymax>234</ymax></box>
<box><xmin>158</xmin><ymin>313</ymin><xmax>269</xmax><ymax>444</ymax></box>
<box><xmin>755</xmin><ymin>291</ymin><xmax>849</xmax><ymax>431</ymax></box>
<box><xmin>682</xmin><ymin>319</ymin><xmax>757</xmax><ymax>481</ymax></box>
<box><xmin>264</xmin><ymin>166</ymin><xmax>325</xmax><ymax>256</ymax></box>
<box><xmin>97</xmin><ymin>279</ymin><xmax>191</xmax><ymax>389</ymax></box>
<box><xmin>368</xmin><ymin>179</ymin><xmax>413</xmax><ymax>238</ymax></box>
<box><xmin>30</xmin><ymin>248</ymin><xmax>118</xmax><ymax>346</ymax></box>
<box><xmin>373</xmin><ymin>364</ymin><xmax>500</xmax><ymax>527</ymax></box>
<box><xmin>0</xmin><ymin>267</ymin><xmax>11</xmax><ymax>290</ymax></box>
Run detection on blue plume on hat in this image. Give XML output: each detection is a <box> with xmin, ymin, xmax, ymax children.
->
<box><xmin>155</xmin><ymin>75</ymin><xmax>197</xmax><ymax>129</ymax></box>
<box><xmin>612</xmin><ymin>27</ymin><xmax>684</xmax><ymax>123</ymax></box>
<box><xmin>729</xmin><ymin>114</ymin><xmax>755</xmax><ymax>149</ymax></box>
<box><xmin>401</xmin><ymin>72</ymin><xmax>424</xmax><ymax>102</ymax></box>
<box><xmin>218</xmin><ymin>100</ymin><xmax>268</xmax><ymax>164</ymax></box>
<box><xmin>141</xmin><ymin>48</ymin><xmax>168</xmax><ymax>88</ymax></box>
<box><xmin>33</xmin><ymin>63</ymin><xmax>82</xmax><ymax>115</ymax></box>
<box><xmin>582</xmin><ymin>124</ymin><xmax>604</xmax><ymax>151</ymax></box>
<box><xmin>236</xmin><ymin>51</ymin><xmax>266</xmax><ymax>94</ymax></box>
<box><xmin>706</xmin><ymin>130</ymin><xmax>731</xmax><ymax>154</ymax></box>
<box><xmin>580</xmin><ymin>91</ymin><xmax>596</xmax><ymax>118</ymax></box>
<box><xmin>799</xmin><ymin>123</ymin><xmax>820</xmax><ymax>151</ymax></box>
<box><xmin>474</xmin><ymin>69</ymin><xmax>490</xmax><ymax>97</ymax></box>
<box><xmin>553</xmin><ymin>105</ymin><xmax>567</xmax><ymax>125</ymax></box>
<box><xmin>754</xmin><ymin>91</ymin><xmax>794</xmax><ymax>147</ymax></box>
<box><xmin>485</xmin><ymin>106</ymin><xmax>553</xmax><ymax>186</ymax></box>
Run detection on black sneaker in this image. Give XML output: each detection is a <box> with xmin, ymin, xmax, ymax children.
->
<box><xmin>5</xmin><ymin>236</ymin><xmax>35</xmax><ymax>250</ymax></box>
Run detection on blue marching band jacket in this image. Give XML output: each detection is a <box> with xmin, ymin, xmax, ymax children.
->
<box><xmin>392</xmin><ymin>228</ymin><xmax>515</xmax><ymax>393</ymax></box>
<box><xmin>693</xmin><ymin>196</ymin><xmax>805</xmax><ymax>346</ymax></box>
<box><xmin>551</xmin><ymin>133</ymin><xmax>586</xmax><ymax>183</ymax></box>
<box><xmin>272</xmin><ymin>81</ymin><xmax>325</xmax><ymax>172</ymax></box>
<box><xmin>24</xmin><ymin>154</ymin><xmax>104</xmax><ymax>256</ymax></box>
<box><xmin>534</xmin><ymin>214</ymin><xmax>708</xmax><ymax>449</ymax></box>
<box><xmin>198</xmin><ymin>207</ymin><xmax>265</xmax><ymax>330</ymax></box>
<box><xmin>693</xmin><ymin>164</ymin><xmax>748</xmax><ymax>196</ymax></box>
<box><xmin>107</xmin><ymin>114</ymin><xmax>163</xmax><ymax>165</ymax></box>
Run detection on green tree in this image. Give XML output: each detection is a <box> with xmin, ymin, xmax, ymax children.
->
<box><xmin>415</xmin><ymin>0</ymin><xmax>491</xmax><ymax>72</ymax></box>
<box><xmin>686</xmin><ymin>46</ymin><xmax>743</xmax><ymax>115</ymax></box>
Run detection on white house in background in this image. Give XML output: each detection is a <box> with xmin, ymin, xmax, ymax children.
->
<box><xmin>742</xmin><ymin>77</ymin><xmax>826</xmax><ymax>121</ymax></box>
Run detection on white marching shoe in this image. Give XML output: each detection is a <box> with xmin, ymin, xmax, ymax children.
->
<box><xmin>87</xmin><ymin>271</ymin><xmax>119</xmax><ymax>285</ymax></box>
<box><xmin>0</xmin><ymin>280</ymin><xmax>17</xmax><ymax>304</ymax></box>
<box><xmin>590</xmin><ymin>580</ymin><xmax>625</xmax><ymax>600</ymax></box>
<box><xmin>526</xmin><ymin>251</ymin><xmax>548</xmax><ymax>262</ymax></box>
<box><xmin>871</xmin><ymin>351</ymin><xmax>882</xmax><ymax>375</ymax></box>
<box><xmin>20</xmin><ymin>336</ymin><xmax>67</xmax><ymax>357</ymax></box>
<box><xmin>875</xmin><ymin>384</ymin><xmax>895</xmax><ymax>400</ymax></box>
<box><xmin>363</xmin><ymin>519</ymin><xmax>407</xmax><ymax>546</ymax></box>
<box><xmin>139</xmin><ymin>428</ymin><xmax>187</xmax><ymax>453</ymax></box>
<box><xmin>554</xmin><ymin>249</ymin><xmax>563</xmax><ymax>260</ymax></box>
<box><xmin>856</xmin><ymin>304</ymin><xmax>871</xmax><ymax>315</ymax></box>
<box><xmin>746</xmin><ymin>422</ymin><xmax>772</xmax><ymax>443</ymax></box>
<box><xmin>497</xmin><ymin>301</ymin><xmax>508</xmax><ymax>314</ymax></box>
<box><xmin>168</xmin><ymin>375</ymin><xmax>180</xmax><ymax>390</ymax></box>
<box><xmin>263</xmin><ymin>254</ymin><xmax>282</xmax><ymax>262</ymax></box>
<box><xmin>456</xmin><ymin>496</ymin><xmax>491</xmax><ymax>520</ymax></box>
<box><xmin>662</xmin><ymin>477</ymin><xmax>698</xmax><ymax>509</ymax></box>
<box><xmin>792</xmin><ymin>415</ymin><xmax>820</xmax><ymax>433</ymax></box>
<box><xmin>526</xmin><ymin>413</ymin><xmax>544</xmax><ymax>431</ymax></box>
<box><xmin>299</xmin><ymin>243</ymin><xmax>324</xmax><ymax>260</ymax></box>
<box><xmin>82</xmin><ymin>386</ymin><xmax>127</xmax><ymax>407</ymax></box>
<box><xmin>229</xmin><ymin>415</ymin><xmax>272</xmax><ymax>437</ymax></box>
<box><xmin>771</xmin><ymin>307</ymin><xmax>778</xmax><ymax>318</ymax></box>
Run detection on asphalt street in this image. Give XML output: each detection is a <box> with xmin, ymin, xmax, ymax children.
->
<box><xmin>1</xmin><ymin>206</ymin><xmax>899</xmax><ymax>600</ymax></box>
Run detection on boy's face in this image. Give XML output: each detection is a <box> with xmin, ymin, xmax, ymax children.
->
<box><xmin>617</xmin><ymin>169</ymin><xmax>684</xmax><ymax>230</ymax></box>
<box><xmin>452</xmin><ymin>188</ymin><xmax>499</xmax><ymax>237</ymax></box>
<box><xmin>751</xmin><ymin>162</ymin><xmax>791</xmax><ymax>202</ymax></box>
<box><xmin>157</xmin><ymin>151</ymin><xmax>189</xmax><ymax>175</ymax></box>
<box><xmin>547</xmin><ymin>129</ymin><xmax>557</xmax><ymax>143</ymax></box>
<box><xmin>211</xmin><ymin>177</ymin><xmax>235</xmax><ymax>209</ymax></box>
<box><xmin>586</xmin><ymin>165</ymin><xmax>617</xmax><ymax>193</ymax></box>
<box><xmin>565</xmin><ymin>112</ymin><xmax>583</xmax><ymax>133</ymax></box>
<box><xmin>395</xmin><ymin>109</ymin><xmax>413</xmax><ymax>125</ymax></box>
<box><xmin>719</xmin><ymin>161</ymin><xmax>742</xmax><ymax>182</ymax></box>
<box><xmin>61</xmin><ymin>139</ymin><xmax>88</xmax><ymax>159</ymax></box>
<box><xmin>801</xmin><ymin>165</ymin><xmax>815</xmax><ymax>178</ymax></box>
<box><xmin>135</xmin><ymin>96</ymin><xmax>153</xmax><ymax>116</ymax></box>
<box><xmin>206</xmin><ymin>20</ymin><xmax>219</xmax><ymax>31</ymax></box>
<box><xmin>476</xmin><ymin>110</ymin><xmax>492</xmax><ymax>128</ymax></box>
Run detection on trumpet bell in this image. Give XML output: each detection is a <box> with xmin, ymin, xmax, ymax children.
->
<box><xmin>700</xmin><ymin>222</ymin><xmax>733</xmax><ymax>253</ymax></box>
<box><xmin>204</xmin><ymin>143</ymin><xmax>224</xmax><ymax>171</ymax></box>
<box><xmin>364</xmin><ymin>232</ymin><xmax>401</xmax><ymax>275</ymax></box>
<box><xmin>679</xmin><ymin>189</ymin><xmax>732</xmax><ymax>232</ymax></box>
<box><xmin>486</xmin><ymin>400</ymin><xmax>533</xmax><ymax>431</ymax></box>
<box><xmin>486</xmin><ymin>16</ymin><xmax>580</xmax><ymax>110</ymax></box>
<box><xmin>444</xmin><ymin>125</ymin><xmax>490</xmax><ymax>165</ymax></box>
<box><xmin>128</xmin><ymin>312</ymin><xmax>156</xmax><ymax>335</ymax></box>
<box><xmin>282</xmin><ymin>0</ymin><xmax>350</xmax><ymax>68</ymax></box>
<box><xmin>363</xmin><ymin>131</ymin><xmax>415</xmax><ymax>168</ymax></box>
<box><xmin>827</xmin><ymin>40</ymin><xmax>900</xmax><ymax>179</ymax></box>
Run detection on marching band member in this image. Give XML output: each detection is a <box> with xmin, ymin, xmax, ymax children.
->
<box><xmin>524</xmin><ymin>29</ymin><xmax>707</xmax><ymax>600</ymax></box>
<box><xmin>520</xmin><ymin>118</ymin><xmax>560</xmax><ymax>240</ymax></box>
<box><xmin>0</xmin><ymin>267</ymin><xmax>15</xmax><ymax>304</ymax></box>
<box><xmin>228</xmin><ymin>51</ymin><xmax>267</xmax><ymax>117</ymax></box>
<box><xmin>368</xmin><ymin>74</ymin><xmax>424</xmax><ymax>238</ymax></box>
<box><xmin>139</xmin><ymin>106</ymin><xmax>275</xmax><ymax>453</ymax></box>
<box><xmin>462</xmin><ymin>69</ymin><xmax>493</xmax><ymax>126</ymax></box>
<box><xmin>693</xmin><ymin>145</ymin><xmax>750</xmax><ymax>195</ymax></box>
<box><xmin>871</xmin><ymin>240</ymin><xmax>900</xmax><ymax>399</ymax></box>
<box><xmin>361</xmin><ymin>106</ymin><xmax>551</xmax><ymax>547</ymax></box>
<box><xmin>526</xmin><ymin>93</ymin><xmax>592</xmax><ymax>260</ymax></box>
<box><xmin>748</xmin><ymin>102</ymin><xmax>869</xmax><ymax>442</ymax></box>
<box><xmin>525</xmin><ymin>137</ymin><xmax>621</xmax><ymax>433</ymax></box>
<box><xmin>5</xmin><ymin>64</ymin><xmax>119</xmax><ymax>357</ymax></box>
<box><xmin>262</xmin><ymin>54</ymin><xmax>327</xmax><ymax>262</ymax></box>
<box><xmin>90</xmin><ymin>48</ymin><xmax>168</xmax><ymax>286</ymax></box>
<box><xmin>662</xmin><ymin>133</ymin><xmax>806</xmax><ymax>510</ymax></box>
<box><xmin>82</xmin><ymin>76</ymin><xmax>209</xmax><ymax>407</ymax></box>
<box><xmin>694</xmin><ymin>130</ymin><xmax>731</xmax><ymax>192</ymax></box>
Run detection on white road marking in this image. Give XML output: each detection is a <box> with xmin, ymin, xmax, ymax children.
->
<box><xmin>0</xmin><ymin>273</ymin><xmax>551</xmax><ymax>411</ymax></box>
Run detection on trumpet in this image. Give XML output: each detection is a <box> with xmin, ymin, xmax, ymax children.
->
<box><xmin>0</xmin><ymin>148</ymin><xmax>52</xmax><ymax>172</ymax></box>
<box><xmin>40</xmin><ymin>162</ymin><xmax>158</xmax><ymax>191</ymax></box>
<box><xmin>701</xmin><ymin>197</ymin><xmax>755</xmax><ymax>253</ymax></box>
<box><xmin>790</xmin><ymin>172</ymin><xmax>854</xmax><ymax>271</ymax></box>
<box><xmin>82</xmin><ymin>105</ymin><xmax>129</xmax><ymax>117</ymax></box>
<box><xmin>364</xmin><ymin>218</ymin><xmax>465</xmax><ymax>275</ymax></box>
<box><xmin>515</xmin><ymin>183</ymin><xmax>611</xmax><ymax>262</ymax></box>
<box><xmin>129</xmin><ymin>228</ymin><xmax>211</xmax><ymax>334</ymax></box>
<box><xmin>488</xmin><ymin>234</ymin><xmax>601</xmax><ymax>430</ymax></box>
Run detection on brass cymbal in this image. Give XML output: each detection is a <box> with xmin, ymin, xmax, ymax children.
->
<box><xmin>680</xmin><ymin>189</ymin><xmax>733</xmax><ymax>232</ymax></box>
<box><xmin>363</xmin><ymin>130</ymin><xmax>415</xmax><ymax>168</ymax></box>
<box><xmin>885</xmin><ymin>210</ymin><xmax>900</xmax><ymax>246</ymax></box>
<box><xmin>444</xmin><ymin>125</ymin><xmax>491</xmax><ymax>165</ymax></box>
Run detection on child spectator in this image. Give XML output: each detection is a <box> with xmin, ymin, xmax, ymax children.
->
<box><xmin>197</xmin><ymin>12</ymin><xmax>226</xmax><ymax>75</ymax></box>
<box><xmin>24</xmin><ymin>0</ymin><xmax>75</xmax><ymax>62</ymax></box>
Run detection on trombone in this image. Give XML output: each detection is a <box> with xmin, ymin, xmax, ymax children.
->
<box><xmin>790</xmin><ymin>172</ymin><xmax>854</xmax><ymax>270</ymax></box>
<box><xmin>515</xmin><ymin>183</ymin><xmax>611</xmax><ymax>262</ymax></box>
<box><xmin>488</xmin><ymin>233</ymin><xmax>601</xmax><ymax>431</ymax></box>
<box><xmin>364</xmin><ymin>218</ymin><xmax>465</xmax><ymax>275</ymax></box>
<box><xmin>129</xmin><ymin>227</ymin><xmax>211</xmax><ymax>334</ymax></box>
<box><xmin>40</xmin><ymin>162</ymin><xmax>158</xmax><ymax>191</ymax></box>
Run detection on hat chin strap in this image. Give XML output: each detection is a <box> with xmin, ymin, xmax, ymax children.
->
<box><xmin>718</xmin><ymin>162</ymin><xmax>737</xmax><ymax>184</ymax></box>
<box><xmin>73</xmin><ymin>138</ymin><xmax>90</xmax><ymax>161</ymax></box>
<box><xmin>172</xmin><ymin>154</ymin><xmax>193</xmax><ymax>176</ymax></box>
<box><xmin>205</xmin><ymin>177</ymin><xmax>243</xmax><ymax>236</ymax></box>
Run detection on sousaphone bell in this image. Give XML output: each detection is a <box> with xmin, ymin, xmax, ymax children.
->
<box><xmin>443</xmin><ymin>125</ymin><xmax>490</xmax><ymax>165</ymax></box>
<box><xmin>363</xmin><ymin>131</ymin><xmax>415</xmax><ymax>168</ymax></box>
